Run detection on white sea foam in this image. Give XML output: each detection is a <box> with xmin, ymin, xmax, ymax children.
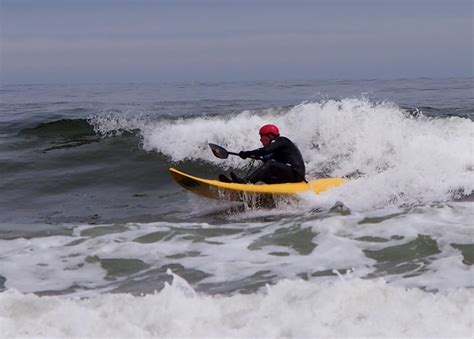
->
<box><xmin>90</xmin><ymin>98</ymin><xmax>474</xmax><ymax>210</ymax></box>
<box><xmin>1</xmin><ymin>273</ymin><xmax>472</xmax><ymax>338</ymax></box>
<box><xmin>1</xmin><ymin>203</ymin><xmax>472</xmax><ymax>296</ymax></box>
<box><xmin>0</xmin><ymin>204</ymin><xmax>472</xmax><ymax>337</ymax></box>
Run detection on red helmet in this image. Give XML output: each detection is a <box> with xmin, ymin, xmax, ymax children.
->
<box><xmin>259</xmin><ymin>124</ymin><xmax>280</xmax><ymax>137</ymax></box>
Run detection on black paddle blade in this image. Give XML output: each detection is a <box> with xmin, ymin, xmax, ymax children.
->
<box><xmin>208</xmin><ymin>143</ymin><xmax>229</xmax><ymax>159</ymax></box>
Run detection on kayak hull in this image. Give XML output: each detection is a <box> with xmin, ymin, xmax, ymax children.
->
<box><xmin>169</xmin><ymin>167</ymin><xmax>346</xmax><ymax>202</ymax></box>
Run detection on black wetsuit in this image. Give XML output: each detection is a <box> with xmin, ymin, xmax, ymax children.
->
<box><xmin>242</xmin><ymin>136</ymin><xmax>306</xmax><ymax>184</ymax></box>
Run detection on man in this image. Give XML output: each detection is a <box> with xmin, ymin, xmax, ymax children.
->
<box><xmin>219</xmin><ymin>124</ymin><xmax>306</xmax><ymax>184</ymax></box>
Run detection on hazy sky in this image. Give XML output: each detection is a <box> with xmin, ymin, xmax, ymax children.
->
<box><xmin>1</xmin><ymin>0</ymin><xmax>472</xmax><ymax>84</ymax></box>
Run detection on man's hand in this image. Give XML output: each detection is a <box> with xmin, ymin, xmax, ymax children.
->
<box><xmin>239</xmin><ymin>151</ymin><xmax>250</xmax><ymax>159</ymax></box>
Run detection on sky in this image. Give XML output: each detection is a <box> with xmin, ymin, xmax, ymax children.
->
<box><xmin>1</xmin><ymin>0</ymin><xmax>472</xmax><ymax>84</ymax></box>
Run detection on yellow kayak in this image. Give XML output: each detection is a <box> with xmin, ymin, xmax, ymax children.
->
<box><xmin>169</xmin><ymin>167</ymin><xmax>346</xmax><ymax>202</ymax></box>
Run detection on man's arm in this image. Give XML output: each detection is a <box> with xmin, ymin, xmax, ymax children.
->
<box><xmin>240</xmin><ymin>138</ymin><xmax>283</xmax><ymax>158</ymax></box>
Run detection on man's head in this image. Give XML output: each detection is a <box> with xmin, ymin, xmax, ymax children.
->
<box><xmin>259</xmin><ymin>124</ymin><xmax>279</xmax><ymax>146</ymax></box>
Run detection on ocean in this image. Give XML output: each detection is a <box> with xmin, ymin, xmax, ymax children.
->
<box><xmin>0</xmin><ymin>78</ymin><xmax>473</xmax><ymax>337</ymax></box>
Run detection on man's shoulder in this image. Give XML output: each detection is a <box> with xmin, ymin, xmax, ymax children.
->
<box><xmin>275</xmin><ymin>136</ymin><xmax>293</xmax><ymax>144</ymax></box>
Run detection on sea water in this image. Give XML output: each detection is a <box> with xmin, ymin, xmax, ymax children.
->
<box><xmin>0</xmin><ymin>78</ymin><xmax>472</xmax><ymax>337</ymax></box>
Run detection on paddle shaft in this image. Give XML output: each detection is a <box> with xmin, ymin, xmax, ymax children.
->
<box><xmin>228</xmin><ymin>151</ymin><xmax>260</xmax><ymax>161</ymax></box>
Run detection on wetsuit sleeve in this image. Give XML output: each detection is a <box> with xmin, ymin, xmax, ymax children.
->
<box><xmin>246</xmin><ymin>138</ymin><xmax>284</xmax><ymax>157</ymax></box>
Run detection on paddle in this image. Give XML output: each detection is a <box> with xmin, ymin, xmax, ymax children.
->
<box><xmin>208</xmin><ymin>143</ymin><xmax>240</xmax><ymax>159</ymax></box>
<box><xmin>208</xmin><ymin>143</ymin><xmax>262</xmax><ymax>160</ymax></box>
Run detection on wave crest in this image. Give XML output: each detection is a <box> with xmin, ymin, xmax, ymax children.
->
<box><xmin>89</xmin><ymin>98</ymin><xmax>474</xmax><ymax>209</ymax></box>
